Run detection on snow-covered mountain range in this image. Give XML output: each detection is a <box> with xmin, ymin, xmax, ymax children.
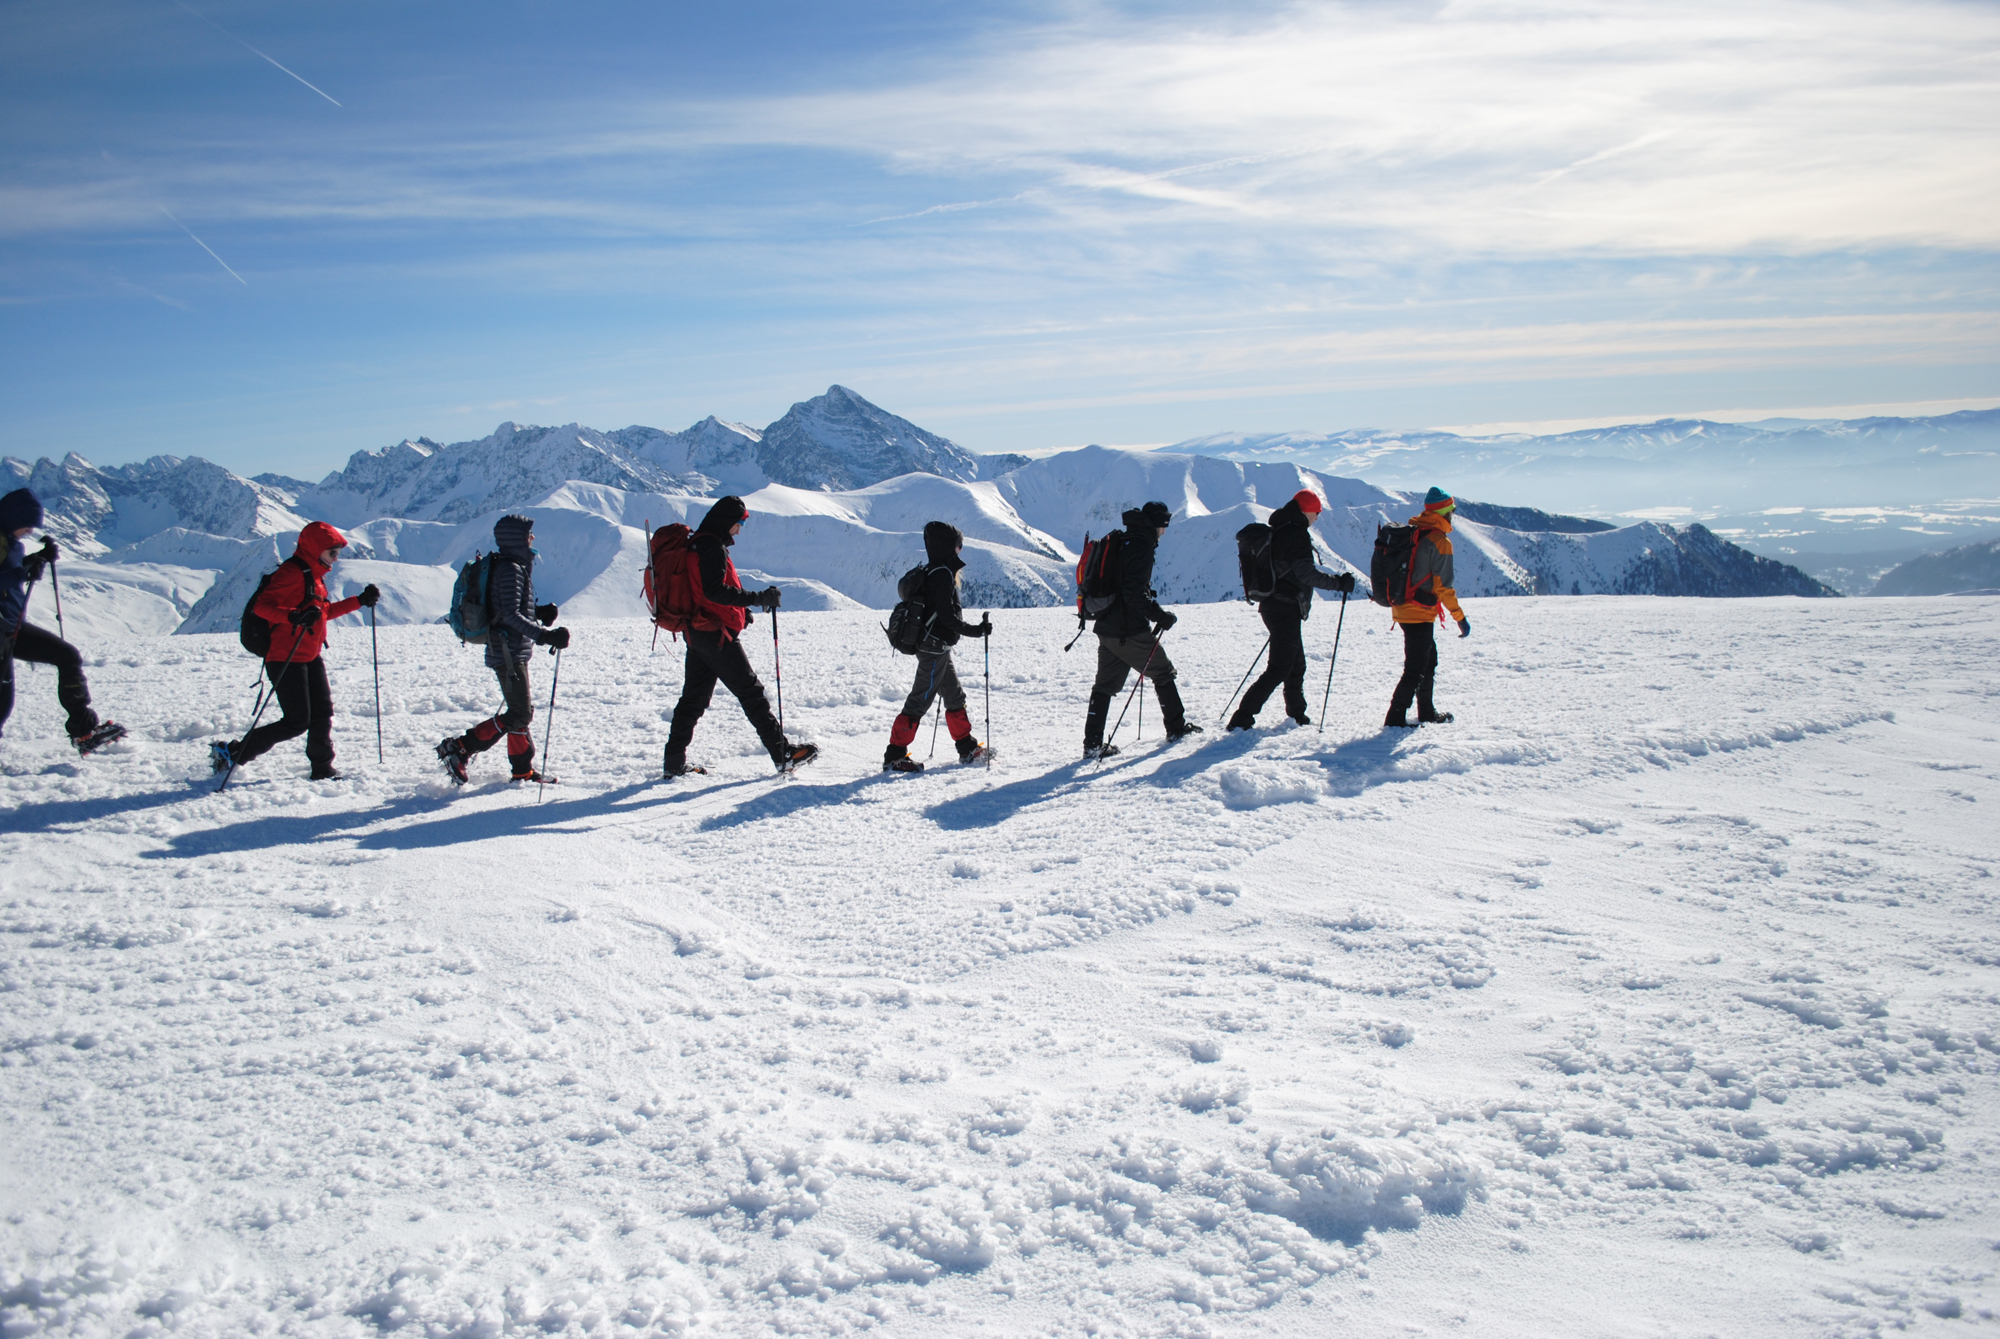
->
<box><xmin>2</xmin><ymin>386</ymin><xmax>1838</xmax><ymax>640</ymax></box>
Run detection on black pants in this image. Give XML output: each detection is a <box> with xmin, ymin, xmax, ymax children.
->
<box><xmin>462</xmin><ymin>660</ymin><xmax>536</xmax><ymax>775</ymax></box>
<box><xmin>233</xmin><ymin>657</ymin><xmax>335</xmax><ymax>773</ymax></box>
<box><xmin>1084</xmin><ymin>633</ymin><xmax>1187</xmax><ymax>746</ymax></box>
<box><xmin>1388</xmin><ymin>620</ymin><xmax>1439</xmax><ymax>720</ymax></box>
<box><xmin>0</xmin><ymin>622</ymin><xmax>99</xmax><ymax>739</ymax></box>
<box><xmin>1238</xmin><ymin>604</ymin><xmax>1308</xmax><ymax>721</ymax></box>
<box><xmin>665</xmin><ymin>629</ymin><xmax>785</xmax><ymax>767</ymax></box>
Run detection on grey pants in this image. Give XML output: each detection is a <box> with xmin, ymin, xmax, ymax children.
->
<box><xmin>1084</xmin><ymin>634</ymin><xmax>1187</xmax><ymax>746</ymax></box>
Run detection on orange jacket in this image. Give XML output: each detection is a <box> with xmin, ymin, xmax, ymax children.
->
<box><xmin>1392</xmin><ymin>511</ymin><xmax>1466</xmax><ymax>625</ymax></box>
<box><xmin>253</xmin><ymin>521</ymin><xmax>363</xmax><ymax>662</ymax></box>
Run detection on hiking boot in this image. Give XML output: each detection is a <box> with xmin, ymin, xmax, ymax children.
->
<box><xmin>511</xmin><ymin>770</ymin><xmax>558</xmax><ymax>785</ymax></box>
<box><xmin>1165</xmin><ymin>721</ymin><xmax>1204</xmax><ymax>740</ymax></box>
<box><xmin>209</xmin><ymin>741</ymin><xmax>236</xmax><ymax>774</ymax></box>
<box><xmin>1289</xmin><ymin>712</ymin><xmax>1312</xmax><ymax>727</ymax></box>
<box><xmin>1083</xmin><ymin>742</ymin><xmax>1120</xmax><ymax>760</ymax></box>
<box><xmin>955</xmin><ymin>736</ymin><xmax>988</xmax><ymax>764</ymax></box>
<box><xmin>1418</xmin><ymin>710</ymin><xmax>1455</xmax><ymax>725</ymax></box>
<box><xmin>663</xmin><ymin>746</ymin><xmax>706</xmax><ymax>779</ymax></box>
<box><xmin>884</xmin><ymin>756</ymin><xmax>925</xmax><ymax>773</ymax></box>
<box><xmin>309</xmin><ymin>767</ymin><xmax>344</xmax><ymax>782</ymax></box>
<box><xmin>1383</xmin><ymin>711</ymin><xmax>1416</xmax><ymax>729</ymax></box>
<box><xmin>777</xmin><ymin>743</ymin><xmax>819</xmax><ymax>773</ymax></box>
<box><xmin>1226</xmin><ymin>711</ymin><xmax>1256</xmax><ymax>732</ymax></box>
<box><xmin>72</xmin><ymin>722</ymin><xmax>126</xmax><ymax>755</ymax></box>
<box><xmin>437</xmin><ymin>737</ymin><xmax>470</xmax><ymax>786</ymax></box>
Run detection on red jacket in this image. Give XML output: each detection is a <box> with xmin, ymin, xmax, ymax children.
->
<box><xmin>253</xmin><ymin>521</ymin><xmax>363</xmax><ymax>662</ymax></box>
<box><xmin>687</xmin><ymin>531</ymin><xmax>753</xmax><ymax>640</ymax></box>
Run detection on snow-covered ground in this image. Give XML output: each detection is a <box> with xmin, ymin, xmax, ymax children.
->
<box><xmin>2</xmin><ymin>596</ymin><xmax>1996</xmax><ymax>1338</ymax></box>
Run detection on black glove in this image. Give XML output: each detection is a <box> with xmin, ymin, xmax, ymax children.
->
<box><xmin>288</xmin><ymin>604</ymin><xmax>324</xmax><ymax>627</ymax></box>
<box><xmin>358</xmin><ymin>584</ymin><xmax>381</xmax><ymax>608</ymax></box>
<box><xmin>1458</xmin><ymin>617</ymin><xmax>1471</xmax><ymax>639</ymax></box>
<box><xmin>22</xmin><ymin>551</ymin><xmax>46</xmax><ymax>582</ymax></box>
<box><xmin>1152</xmin><ymin>610</ymin><xmax>1178</xmax><ymax>635</ymax></box>
<box><xmin>535</xmin><ymin>603</ymin><xmax>558</xmax><ymax>626</ymax></box>
<box><xmin>758</xmin><ymin>587</ymin><xmax>782</xmax><ymax>610</ymax></box>
<box><xmin>1332</xmin><ymin>572</ymin><xmax>1357</xmax><ymax>594</ymax></box>
<box><xmin>978</xmin><ymin>614</ymin><xmax>993</xmax><ymax>638</ymax></box>
<box><xmin>541</xmin><ymin>626</ymin><xmax>571</xmax><ymax>650</ymax></box>
<box><xmin>37</xmin><ymin>538</ymin><xmax>58</xmax><ymax>564</ymax></box>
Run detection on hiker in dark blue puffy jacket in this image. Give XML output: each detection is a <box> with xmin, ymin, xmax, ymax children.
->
<box><xmin>436</xmin><ymin>514</ymin><xmax>569</xmax><ymax>784</ymax></box>
<box><xmin>0</xmin><ymin>488</ymin><xmax>122</xmax><ymax>754</ymax></box>
<box><xmin>1229</xmin><ymin>490</ymin><xmax>1357</xmax><ymax>730</ymax></box>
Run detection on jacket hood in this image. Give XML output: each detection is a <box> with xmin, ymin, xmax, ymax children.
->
<box><xmin>0</xmin><ymin>488</ymin><xmax>43</xmax><ymax>534</ymax></box>
<box><xmin>493</xmin><ymin>514</ymin><xmax>534</xmax><ymax>561</ymax></box>
<box><xmin>698</xmin><ymin>495</ymin><xmax>748</xmax><ymax>544</ymax></box>
<box><xmin>292</xmin><ymin>520</ymin><xmax>349</xmax><ymax>573</ymax></box>
<box><xmin>1271</xmin><ymin>498</ymin><xmax>1307</xmax><ymax>528</ymax></box>
<box><xmin>1121</xmin><ymin>507</ymin><xmax>1148</xmax><ymax>532</ymax></box>
<box><xmin>923</xmin><ymin>521</ymin><xmax>966</xmax><ymax>571</ymax></box>
<box><xmin>1412</xmin><ymin>510</ymin><xmax>1453</xmax><ymax>534</ymax></box>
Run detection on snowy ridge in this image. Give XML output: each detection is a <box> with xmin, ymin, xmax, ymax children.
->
<box><xmin>1</xmin><ymin>597</ymin><xmax>1995</xmax><ymax>1335</ymax></box>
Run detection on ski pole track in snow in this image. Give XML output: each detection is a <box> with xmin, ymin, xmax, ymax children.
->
<box><xmin>1</xmin><ymin>596</ymin><xmax>1997</xmax><ymax>1336</ymax></box>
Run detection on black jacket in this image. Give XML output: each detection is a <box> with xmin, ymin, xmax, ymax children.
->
<box><xmin>915</xmin><ymin>521</ymin><xmax>982</xmax><ymax>646</ymax></box>
<box><xmin>1265</xmin><ymin>500</ymin><xmax>1346</xmax><ymax>620</ymax></box>
<box><xmin>1097</xmin><ymin>510</ymin><xmax>1168</xmax><ymax>639</ymax></box>
<box><xmin>486</xmin><ymin>517</ymin><xmax>542</xmax><ymax>668</ymax></box>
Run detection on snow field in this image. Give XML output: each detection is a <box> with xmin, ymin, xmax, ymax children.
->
<box><xmin>2</xmin><ymin>596</ymin><xmax>1997</xmax><ymax>1337</ymax></box>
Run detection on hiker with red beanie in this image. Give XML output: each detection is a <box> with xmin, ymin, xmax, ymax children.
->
<box><xmin>1386</xmin><ymin>487</ymin><xmax>1469</xmax><ymax>729</ymax></box>
<box><xmin>1228</xmin><ymin>489</ymin><xmax>1357</xmax><ymax>731</ymax></box>
<box><xmin>211</xmin><ymin>520</ymin><xmax>379</xmax><ymax>780</ymax></box>
<box><xmin>661</xmin><ymin>495</ymin><xmax>818</xmax><ymax>778</ymax></box>
<box><xmin>883</xmin><ymin>520</ymin><xmax>991</xmax><ymax>773</ymax></box>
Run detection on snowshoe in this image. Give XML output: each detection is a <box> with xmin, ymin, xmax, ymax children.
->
<box><xmin>1418</xmin><ymin>711</ymin><xmax>1455</xmax><ymax>725</ymax></box>
<box><xmin>72</xmin><ymin>722</ymin><xmax>127</xmax><ymax>755</ymax></box>
<box><xmin>1083</xmin><ymin>742</ymin><xmax>1120</xmax><ymax>760</ymax></box>
<box><xmin>1165</xmin><ymin>722</ymin><xmax>1204</xmax><ymax>741</ymax></box>
<box><xmin>511</xmin><ymin>770</ymin><xmax>558</xmax><ymax>785</ymax></box>
<box><xmin>954</xmin><ymin>737</ymin><xmax>989</xmax><ymax>765</ymax></box>
<box><xmin>663</xmin><ymin>761</ymin><xmax>707</xmax><ymax>779</ymax></box>
<box><xmin>884</xmin><ymin>756</ymin><xmax>925</xmax><ymax>773</ymax></box>
<box><xmin>437</xmin><ymin>737</ymin><xmax>470</xmax><ymax>786</ymax></box>
<box><xmin>776</xmin><ymin>743</ymin><xmax>819</xmax><ymax>774</ymax></box>
<box><xmin>209</xmin><ymin>741</ymin><xmax>236</xmax><ymax>774</ymax></box>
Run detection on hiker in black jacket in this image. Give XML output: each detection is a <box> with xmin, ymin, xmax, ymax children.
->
<box><xmin>0</xmin><ymin>488</ymin><xmax>124</xmax><ymax>755</ymax></box>
<box><xmin>662</xmin><ymin>495</ymin><xmax>819</xmax><ymax>777</ymax></box>
<box><xmin>883</xmin><ymin>521</ymin><xmax>991</xmax><ymax>772</ymax></box>
<box><xmin>436</xmin><ymin>514</ymin><xmax>568</xmax><ymax>785</ymax></box>
<box><xmin>1229</xmin><ymin>490</ymin><xmax>1357</xmax><ymax>730</ymax></box>
<box><xmin>1083</xmin><ymin>501</ymin><xmax>1202</xmax><ymax>758</ymax></box>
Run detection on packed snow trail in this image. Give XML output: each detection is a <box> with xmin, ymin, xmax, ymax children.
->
<box><xmin>1</xmin><ymin>597</ymin><xmax>1996</xmax><ymax>1337</ymax></box>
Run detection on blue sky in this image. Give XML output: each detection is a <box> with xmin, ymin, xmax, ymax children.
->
<box><xmin>3</xmin><ymin>0</ymin><xmax>1996</xmax><ymax>478</ymax></box>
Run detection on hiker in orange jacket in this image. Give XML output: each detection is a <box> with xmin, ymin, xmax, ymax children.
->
<box><xmin>1386</xmin><ymin>487</ymin><xmax>1469</xmax><ymax>728</ymax></box>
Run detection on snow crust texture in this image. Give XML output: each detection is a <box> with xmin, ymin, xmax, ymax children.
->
<box><xmin>1</xmin><ymin>596</ymin><xmax>1995</xmax><ymax>1337</ymax></box>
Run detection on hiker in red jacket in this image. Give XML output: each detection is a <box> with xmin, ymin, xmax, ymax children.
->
<box><xmin>661</xmin><ymin>496</ymin><xmax>818</xmax><ymax>778</ymax></box>
<box><xmin>211</xmin><ymin>521</ymin><xmax>378</xmax><ymax>780</ymax></box>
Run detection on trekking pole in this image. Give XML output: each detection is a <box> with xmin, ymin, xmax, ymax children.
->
<box><xmin>1136</xmin><ymin>668</ymin><xmax>1143</xmax><ymax>741</ymax></box>
<box><xmin>644</xmin><ymin>518</ymin><xmax>660</xmax><ymax>655</ymax></box>
<box><xmin>927</xmin><ymin>699</ymin><xmax>944</xmax><ymax>760</ymax></box>
<box><xmin>218</xmin><ymin>623</ymin><xmax>308</xmax><ymax>793</ymax></box>
<box><xmin>770</xmin><ymin>605</ymin><xmax>784</xmax><ymax>733</ymax></box>
<box><xmin>538</xmin><ymin>646</ymin><xmax>562</xmax><ymax>803</ymax></box>
<box><xmin>1218</xmin><ymin>636</ymin><xmax>1271</xmax><ymax>725</ymax></box>
<box><xmin>46</xmin><ymin>547</ymin><xmax>64</xmax><ymax>643</ymax></box>
<box><xmin>982</xmin><ymin>621</ymin><xmax>992</xmax><ymax>768</ymax></box>
<box><xmin>1316</xmin><ymin>591</ymin><xmax>1349</xmax><ymax>735</ymax></box>
<box><xmin>369</xmin><ymin>603</ymin><xmax>384</xmax><ymax>764</ymax></box>
<box><xmin>1098</xmin><ymin>634</ymin><xmax>1162</xmax><ymax>765</ymax></box>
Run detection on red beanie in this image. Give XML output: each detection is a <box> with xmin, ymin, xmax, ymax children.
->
<box><xmin>1292</xmin><ymin>489</ymin><xmax>1323</xmax><ymax>515</ymax></box>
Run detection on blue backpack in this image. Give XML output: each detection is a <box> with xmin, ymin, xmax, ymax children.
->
<box><xmin>447</xmin><ymin>552</ymin><xmax>495</xmax><ymax>645</ymax></box>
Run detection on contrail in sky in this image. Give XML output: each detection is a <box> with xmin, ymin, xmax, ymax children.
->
<box><xmin>175</xmin><ymin>1</ymin><xmax>342</xmax><ymax>106</ymax></box>
<box><xmin>158</xmin><ymin>206</ymin><xmax>248</xmax><ymax>284</ymax></box>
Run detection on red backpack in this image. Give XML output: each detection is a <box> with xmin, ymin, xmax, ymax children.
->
<box><xmin>643</xmin><ymin>523</ymin><xmax>698</xmax><ymax>637</ymax></box>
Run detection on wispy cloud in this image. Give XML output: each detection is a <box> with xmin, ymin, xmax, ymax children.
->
<box><xmin>157</xmin><ymin>205</ymin><xmax>246</xmax><ymax>284</ymax></box>
<box><xmin>174</xmin><ymin>1</ymin><xmax>341</xmax><ymax>107</ymax></box>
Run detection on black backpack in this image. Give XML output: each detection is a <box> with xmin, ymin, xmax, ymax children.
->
<box><xmin>1236</xmin><ymin>522</ymin><xmax>1276</xmax><ymax>602</ymax></box>
<box><xmin>884</xmin><ymin>562</ymin><xmax>943</xmax><ymax>655</ymax></box>
<box><xmin>238</xmin><ymin>556</ymin><xmax>307</xmax><ymax>656</ymax></box>
<box><xmin>1370</xmin><ymin>524</ymin><xmax>1420</xmax><ymax>608</ymax></box>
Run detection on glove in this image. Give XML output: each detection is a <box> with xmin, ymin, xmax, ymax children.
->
<box><xmin>535</xmin><ymin>603</ymin><xmax>558</xmax><ymax>626</ymax></box>
<box><xmin>974</xmin><ymin>615</ymin><xmax>993</xmax><ymax>639</ymax></box>
<box><xmin>1152</xmin><ymin>610</ymin><xmax>1178</xmax><ymax>635</ymax></box>
<box><xmin>1332</xmin><ymin>572</ymin><xmax>1357</xmax><ymax>594</ymax></box>
<box><xmin>288</xmin><ymin>604</ymin><xmax>324</xmax><ymax>627</ymax></box>
<box><xmin>1458</xmin><ymin>617</ymin><xmax>1471</xmax><ymax>639</ymax></box>
<box><xmin>758</xmin><ymin>587</ymin><xmax>782</xmax><ymax>610</ymax></box>
<box><xmin>37</xmin><ymin>539</ymin><xmax>58</xmax><ymax>564</ymax></box>
<box><xmin>358</xmin><ymin>584</ymin><xmax>381</xmax><ymax>608</ymax></box>
<box><xmin>541</xmin><ymin>626</ymin><xmax>571</xmax><ymax>650</ymax></box>
<box><xmin>22</xmin><ymin>551</ymin><xmax>46</xmax><ymax>582</ymax></box>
